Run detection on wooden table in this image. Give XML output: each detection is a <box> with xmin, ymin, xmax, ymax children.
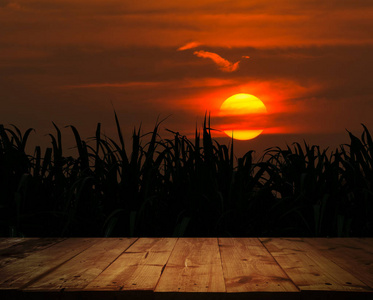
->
<box><xmin>0</xmin><ymin>238</ymin><xmax>372</xmax><ymax>299</ymax></box>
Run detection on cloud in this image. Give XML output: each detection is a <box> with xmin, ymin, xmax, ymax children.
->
<box><xmin>0</xmin><ymin>0</ymin><xmax>9</xmax><ymax>7</ymax></box>
<box><xmin>64</xmin><ymin>81</ymin><xmax>162</xmax><ymax>89</ymax></box>
<box><xmin>193</xmin><ymin>50</ymin><xmax>241</xmax><ymax>72</ymax></box>
<box><xmin>177</xmin><ymin>41</ymin><xmax>201</xmax><ymax>51</ymax></box>
<box><xmin>0</xmin><ymin>0</ymin><xmax>20</xmax><ymax>9</ymax></box>
<box><xmin>63</xmin><ymin>78</ymin><xmax>237</xmax><ymax>89</ymax></box>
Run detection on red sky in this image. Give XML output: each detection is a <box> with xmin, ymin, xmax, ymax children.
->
<box><xmin>1</xmin><ymin>0</ymin><xmax>373</xmax><ymax>156</ymax></box>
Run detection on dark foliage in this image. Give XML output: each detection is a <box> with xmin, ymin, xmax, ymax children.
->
<box><xmin>1</xmin><ymin>118</ymin><xmax>372</xmax><ymax>237</ymax></box>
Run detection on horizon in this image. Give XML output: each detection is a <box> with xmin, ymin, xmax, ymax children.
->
<box><xmin>1</xmin><ymin>0</ymin><xmax>373</xmax><ymax>156</ymax></box>
<box><xmin>3</xmin><ymin>115</ymin><xmax>356</xmax><ymax>163</ymax></box>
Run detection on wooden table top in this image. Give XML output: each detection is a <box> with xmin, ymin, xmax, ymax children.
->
<box><xmin>0</xmin><ymin>238</ymin><xmax>372</xmax><ymax>299</ymax></box>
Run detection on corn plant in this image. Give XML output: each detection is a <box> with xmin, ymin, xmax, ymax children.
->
<box><xmin>0</xmin><ymin>117</ymin><xmax>372</xmax><ymax>237</ymax></box>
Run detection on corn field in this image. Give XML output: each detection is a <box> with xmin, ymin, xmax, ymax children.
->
<box><xmin>1</xmin><ymin>115</ymin><xmax>372</xmax><ymax>237</ymax></box>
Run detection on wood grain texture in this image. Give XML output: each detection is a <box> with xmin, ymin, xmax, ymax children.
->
<box><xmin>0</xmin><ymin>238</ymin><xmax>96</xmax><ymax>290</ymax></box>
<box><xmin>24</xmin><ymin>238</ymin><xmax>136</xmax><ymax>291</ymax></box>
<box><xmin>350</xmin><ymin>238</ymin><xmax>373</xmax><ymax>252</ymax></box>
<box><xmin>0</xmin><ymin>238</ymin><xmax>33</xmax><ymax>251</ymax></box>
<box><xmin>155</xmin><ymin>238</ymin><xmax>226</xmax><ymax>293</ymax></box>
<box><xmin>260</xmin><ymin>238</ymin><xmax>371</xmax><ymax>293</ymax></box>
<box><xmin>0</xmin><ymin>237</ymin><xmax>372</xmax><ymax>299</ymax></box>
<box><xmin>305</xmin><ymin>238</ymin><xmax>373</xmax><ymax>289</ymax></box>
<box><xmin>85</xmin><ymin>237</ymin><xmax>176</xmax><ymax>291</ymax></box>
<box><xmin>219</xmin><ymin>238</ymin><xmax>298</xmax><ymax>293</ymax></box>
<box><xmin>0</xmin><ymin>238</ymin><xmax>65</xmax><ymax>270</ymax></box>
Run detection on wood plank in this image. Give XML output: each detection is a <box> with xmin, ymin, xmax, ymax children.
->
<box><xmin>85</xmin><ymin>237</ymin><xmax>177</xmax><ymax>292</ymax></box>
<box><xmin>218</xmin><ymin>238</ymin><xmax>299</xmax><ymax>294</ymax></box>
<box><xmin>0</xmin><ymin>238</ymin><xmax>65</xmax><ymax>269</ymax></box>
<box><xmin>0</xmin><ymin>238</ymin><xmax>97</xmax><ymax>290</ymax></box>
<box><xmin>260</xmin><ymin>238</ymin><xmax>371</xmax><ymax>295</ymax></box>
<box><xmin>305</xmin><ymin>238</ymin><xmax>373</xmax><ymax>289</ymax></box>
<box><xmin>0</xmin><ymin>237</ymin><xmax>371</xmax><ymax>299</ymax></box>
<box><xmin>0</xmin><ymin>238</ymin><xmax>33</xmax><ymax>251</ymax></box>
<box><xmin>155</xmin><ymin>238</ymin><xmax>226</xmax><ymax>293</ymax></box>
<box><xmin>350</xmin><ymin>238</ymin><xmax>373</xmax><ymax>252</ymax></box>
<box><xmin>24</xmin><ymin>238</ymin><xmax>136</xmax><ymax>292</ymax></box>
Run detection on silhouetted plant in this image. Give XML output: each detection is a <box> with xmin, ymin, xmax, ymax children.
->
<box><xmin>0</xmin><ymin>116</ymin><xmax>372</xmax><ymax>237</ymax></box>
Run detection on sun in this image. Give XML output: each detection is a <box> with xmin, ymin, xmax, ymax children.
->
<box><xmin>219</xmin><ymin>93</ymin><xmax>267</xmax><ymax>140</ymax></box>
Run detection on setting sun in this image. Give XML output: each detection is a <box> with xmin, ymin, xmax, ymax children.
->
<box><xmin>219</xmin><ymin>93</ymin><xmax>267</xmax><ymax>140</ymax></box>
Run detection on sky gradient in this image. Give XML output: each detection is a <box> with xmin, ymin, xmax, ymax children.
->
<box><xmin>1</xmin><ymin>0</ymin><xmax>373</xmax><ymax>156</ymax></box>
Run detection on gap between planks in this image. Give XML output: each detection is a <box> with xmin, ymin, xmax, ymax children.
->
<box><xmin>260</xmin><ymin>237</ymin><xmax>373</xmax><ymax>298</ymax></box>
<box><xmin>218</xmin><ymin>238</ymin><xmax>299</xmax><ymax>293</ymax></box>
<box><xmin>0</xmin><ymin>237</ymin><xmax>372</xmax><ymax>299</ymax></box>
<box><xmin>24</xmin><ymin>238</ymin><xmax>138</xmax><ymax>292</ymax></box>
<box><xmin>85</xmin><ymin>238</ymin><xmax>177</xmax><ymax>292</ymax></box>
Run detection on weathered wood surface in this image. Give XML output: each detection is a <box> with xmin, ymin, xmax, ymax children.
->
<box><xmin>0</xmin><ymin>238</ymin><xmax>33</xmax><ymax>251</ymax></box>
<box><xmin>0</xmin><ymin>238</ymin><xmax>96</xmax><ymax>290</ymax></box>
<box><xmin>0</xmin><ymin>238</ymin><xmax>65</xmax><ymax>270</ymax></box>
<box><xmin>218</xmin><ymin>238</ymin><xmax>298</xmax><ymax>293</ymax></box>
<box><xmin>305</xmin><ymin>238</ymin><xmax>373</xmax><ymax>290</ymax></box>
<box><xmin>260</xmin><ymin>238</ymin><xmax>372</xmax><ymax>299</ymax></box>
<box><xmin>155</xmin><ymin>238</ymin><xmax>226</xmax><ymax>293</ymax></box>
<box><xmin>0</xmin><ymin>238</ymin><xmax>371</xmax><ymax>300</ymax></box>
<box><xmin>25</xmin><ymin>238</ymin><xmax>136</xmax><ymax>292</ymax></box>
<box><xmin>86</xmin><ymin>237</ymin><xmax>175</xmax><ymax>292</ymax></box>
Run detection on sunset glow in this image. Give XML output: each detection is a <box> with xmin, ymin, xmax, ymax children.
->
<box><xmin>0</xmin><ymin>0</ymin><xmax>372</xmax><ymax>154</ymax></box>
<box><xmin>219</xmin><ymin>94</ymin><xmax>267</xmax><ymax>140</ymax></box>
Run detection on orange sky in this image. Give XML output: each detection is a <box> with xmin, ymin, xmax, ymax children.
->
<box><xmin>1</xmin><ymin>0</ymin><xmax>373</xmax><ymax>155</ymax></box>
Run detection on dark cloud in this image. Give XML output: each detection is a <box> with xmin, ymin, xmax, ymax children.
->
<box><xmin>0</xmin><ymin>0</ymin><xmax>9</xmax><ymax>7</ymax></box>
<box><xmin>1</xmin><ymin>0</ymin><xmax>373</xmax><ymax>156</ymax></box>
<box><xmin>13</xmin><ymin>0</ymin><xmax>373</xmax><ymax>16</ymax></box>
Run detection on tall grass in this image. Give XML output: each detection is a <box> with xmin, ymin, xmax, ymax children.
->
<box><xmin>0</xmin><ymin>117</ymin><xmax>372</xmax><ymax>237</ymax></box>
